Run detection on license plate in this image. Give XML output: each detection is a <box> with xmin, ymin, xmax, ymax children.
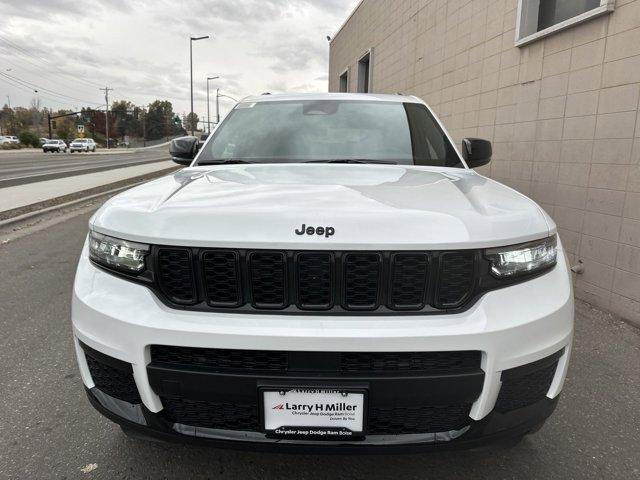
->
<box><xmin>262</xmin><ymin>388</ymin><xmax>366</xmax><ymax>439</ymax></box>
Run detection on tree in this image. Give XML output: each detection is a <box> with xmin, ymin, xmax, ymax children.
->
<box><xmin>111</xmin><ymin>100</ymin><xmax>141</xmax><ymax>139</ymax></box>
<box><xmin>146</xmin><ymin>100</ymin><xmax>178</xmax><ymax>140</ymax></box>
<box><xmin>0</xmin><ymin>104</ymin><xmax>14</xmax><ymax>135</ymax></box>
<box><xmin>18</xmin><ymin>130</ymin><xmax>40</xmax><ymax>147</ymax></box>
<box><xmin>183</xmin><ymin>112</ymin><xmax>199</xmax><ymax>133</ymax></box>
<box><xmin>53</xmin><ymin>111</ymin><xmax>75</xmax><ymax>141</ymax></box>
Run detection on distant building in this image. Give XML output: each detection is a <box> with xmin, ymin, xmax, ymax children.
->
<box><xmin>329</xmin><ymin>0</ymin><xmax>640</xmax><ymax>324</ymax></box>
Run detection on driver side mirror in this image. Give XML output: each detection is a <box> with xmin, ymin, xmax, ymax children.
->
<box><xmin>461</xmin><ymin>138</ymin><xmax>492</xmax><ymax>168</ymax></box>
<box><xmin>170</xmin><ymin>136</ymin><xmax>199</xmax><ymax>165</ymax></box>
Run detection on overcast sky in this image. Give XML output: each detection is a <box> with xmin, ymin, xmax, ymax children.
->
<box><xmin>0</xmin><ymin>0</ymin><xmax>358</xmax><ymax>119</ymax></box>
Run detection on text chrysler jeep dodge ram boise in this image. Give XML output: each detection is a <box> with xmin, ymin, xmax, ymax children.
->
<box><xmin>72</xmin><ymin>93</ymin><xmax>573</xmax><ymax>451</ymax></box>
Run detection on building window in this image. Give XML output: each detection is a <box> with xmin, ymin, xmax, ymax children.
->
<box><xmin>357</xmin><ymin>50</ymin><xmax>372</xmax><ymax>93</ymax></box>
<box><xmin>516</xmin><ymin>0</ymin><xmax>614</xmax><ymax>47</ymax></box>
<box><xmin>339</xmin><ymin>69</ymin><xmax>349</xmax><ymax>93</ymax></box>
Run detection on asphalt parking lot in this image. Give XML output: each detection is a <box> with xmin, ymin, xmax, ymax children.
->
<box><xmin>1</xmin><ymin>205</ymin><xmax>639</xmax><ymax>480</ymax></box>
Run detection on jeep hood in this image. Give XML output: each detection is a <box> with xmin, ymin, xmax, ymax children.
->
<box><xmin>91</xmin><ymin>164</ymin><xmax>554</xmax><ymax>249</ymax></box>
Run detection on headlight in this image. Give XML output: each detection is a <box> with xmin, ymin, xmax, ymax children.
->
<box><xmin>89</xmin><ymin>231</ymin><xmax>149</xmax><ymax>273</ymax></box>
<box><xmin>485</xmin><ymin>235</ymin><xmax>557</xmax><ymax>278</ymax></box>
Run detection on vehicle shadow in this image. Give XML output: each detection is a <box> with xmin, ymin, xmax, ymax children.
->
<box><xmin>108</xmin><ymin>431</ymin><xmax>551</xmax><ymax>480</ymax></box>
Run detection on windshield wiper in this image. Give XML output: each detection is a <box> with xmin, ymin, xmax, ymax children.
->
<box><xmin>305</xmin><ymin>159</ymin><xmax>397</xmax><ymax>165</ymax></box>
<box><xmin>196</xmin><ymin>159</ymin><xmax>253</xmax><ymax>165</ymax></box>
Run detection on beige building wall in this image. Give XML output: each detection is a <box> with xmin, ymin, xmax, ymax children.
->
<box><xmin>329</xmin><ymin>0</ymin><xmax>640</xmax><ymax>325</ymax></box>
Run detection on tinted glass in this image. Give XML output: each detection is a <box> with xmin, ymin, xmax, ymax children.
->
<box><xmin>198</xmin><ymin>100</ymin><xmax>461</xmax><ymax>167</ymax></box>
<box><xmin>539</xmin><ymin>0</ymin><xmax>600</xmax><ymax>30</ymax></box>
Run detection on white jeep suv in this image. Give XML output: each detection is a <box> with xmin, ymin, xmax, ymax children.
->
<box><xmin>72</xmin><ymin>93</ymin><xmax>573</xmax><ymax>451</ymax></box>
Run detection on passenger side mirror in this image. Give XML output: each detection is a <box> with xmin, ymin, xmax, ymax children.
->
<box><xmin>461</xmin><ymin>138</ymin><xmax>492</xmax><ymax>168</ymax></box>
<box><xmin>170</xmin><ymin>136</ymin><xmax>199</xmax><ymax>165</ymax></box>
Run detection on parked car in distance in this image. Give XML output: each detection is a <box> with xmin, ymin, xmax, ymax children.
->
<box><xmin>0</xmin><ymin>136</ymin><xmax>10</xmax><ymax>145</ymax></box>
<box><xmin>43</xmin><ymin>139</ymin><xmax>68</xmax><ymax>153</ymax></box>
<box><xmin>73</xmin><ymin>93</ymin><xmax>574</xmax><ymax>452</ymax></box>
<box><xmin>69</xmin><ymin>138</ymin><xmax>96</xmax><ymax>153</ymax></box>
<box><xmin>3</xmin><ymin>135</ymin><xmax>19</xmax><ymax>144</ymax></box>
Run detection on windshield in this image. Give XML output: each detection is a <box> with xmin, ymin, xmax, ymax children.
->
<box><xmin>74</xmin><ymin>139</ymin><xmax>86</xmax><ymax>143</ymax></box>
<box><xmin>197</xmin><ymin>100</ymin><xmax>462</xmax><ymax>167</ymax></box>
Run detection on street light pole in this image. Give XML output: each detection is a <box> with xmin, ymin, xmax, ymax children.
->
<box><xmin>216</xmin><ymin>89</ymin><xmax>220</xmax><ymax>124</ymax></box>
<box><xmin>206</xmin><ymin>76</ymin><xmax>219</xmax><ymax>134</ymax></box>
<box><xmin>190</xmin><ymin>35</ymin><xmax>210</xmax><ymax>136</ymax></box>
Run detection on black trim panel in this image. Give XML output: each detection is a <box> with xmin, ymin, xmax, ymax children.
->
<box><xmin>90</xmin><ymin>246</ymin><xmax>556</xmax><ymax>316</ymax></box>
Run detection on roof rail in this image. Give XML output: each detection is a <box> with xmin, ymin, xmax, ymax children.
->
<box><xmin>261</xmin><ymin>92</ymin><xmax>271</xmax><ymax>95</ymax></box>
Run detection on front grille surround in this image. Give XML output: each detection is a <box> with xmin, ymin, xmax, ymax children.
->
<box><xmin>149</xmin><ymin>247</ymin><xmax>485</xmax><ymax>314</ymax></box>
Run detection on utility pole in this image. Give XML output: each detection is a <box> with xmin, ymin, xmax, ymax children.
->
<box><xmin>47</xmin><ymin>112</ymin><xmax>52</xmax><ymax>140</ymax></box>
<box><xmin>100</xmin><ymin>86</ymin><xmax>113</xmax><ymax>148</ymax></box>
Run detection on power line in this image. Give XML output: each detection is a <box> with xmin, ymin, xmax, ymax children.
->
<box><xmin>0</xmin><ymin>71</ymin><xmax>101</xmax><ymax>105</ymax></box>
<box><xmin>0</xmin><ymin>34</ymin><xmax>104</xmax><ymax>90</ymax></box>
<box><xmin>0</xmin><ymin>75</ymin><xmax>78</xmax><ymax>109</ymax></box>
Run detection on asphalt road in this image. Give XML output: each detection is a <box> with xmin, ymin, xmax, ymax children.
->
<box><xmin>0</xmin><ymin>207</ymin><xmax>639</xmax><ymax>479</ymax></box>
<box><xmin>0</xmin><ymin>147</ymin><xmax>170</xmax><ymax>187</ymax></box>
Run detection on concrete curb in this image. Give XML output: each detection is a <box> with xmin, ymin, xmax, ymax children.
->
<box><xmin>0</xmin><ymin>184</ymin><xmax>141</xmax><ymax>228</ymax></box>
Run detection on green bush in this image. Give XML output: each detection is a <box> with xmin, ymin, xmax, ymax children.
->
<box><xmin>18</xmin><ymin>131</ymin><xmax>41</xmax><ymax>147</ymax></box>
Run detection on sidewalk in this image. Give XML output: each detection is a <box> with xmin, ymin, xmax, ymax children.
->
<box><xmin>0</xmin><ymin>160</ymin><xmax>174</xmax><ymax>213</ymax></box>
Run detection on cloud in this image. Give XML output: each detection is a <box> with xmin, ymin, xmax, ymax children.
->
<box><xmin>0</xmin><ymin>0</ymin><xmax>359</xmax><ymax>115</ymax></box>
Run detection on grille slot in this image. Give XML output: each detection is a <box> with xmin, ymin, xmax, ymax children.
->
<box><xmin>157</xmin><ymin>248</ymin><xmax>196</xmax><ymax>304</ymax></box>
<box><xmin>340</xmin><ymin>351</ymin><xmax>481</xmax><ymax>375</ymax></box>
<box><xmin>161</xmin><ymin>398</ymin><xmax>259</xmax><ymax>431</ymax></box>
<box><xmin>494</xmin><ymin>351</ymin><xmax>561</xmax><ymax>413</ymax></box>
<box><xmin>150</xmin><ymin>346</ymin><xmax>481</xmax><ymax>376</ymax></box>
<box><xmin>436</xmin><ymin>251</ymin><xmax>475</xmax><ymax>308</ymax></box>
<box><xmin>389</xmin><ymin>253</ymin><xmax>428</xmax><ymax>310</ymax></box>
<box><xmin>202</xmin><ymin>251</ymin><xmax>242</xmax><ymax>307</ymax></box>
<box><xmin>151</xmin><ymin>345</ymin><xmax>289</xmax><ymax>372</ymax></box>
<box><xmin>296</xmin><ymin>253</ymin><xmax>333</xmax><ymax>309</ymax></box>
<box><xmin>367</xmin><ymin>404</ymin><xmax>472</xmax><ymax>435</ymax></box>
<box><xmin>83</xmin><ymin>347</ymin><xmax>141</xmax><ymax>404</ymax></box>
<box><xmin>248</xmin><ymin>252</ymin><xmax>287</xmax><ymax>308</ymax></box>
<box><xmin>343</xmin><ymin>253</ymin><xmax>382</xmax><ymax>310</ymax></box>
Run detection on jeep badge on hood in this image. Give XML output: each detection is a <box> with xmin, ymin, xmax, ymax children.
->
<box><xmin>295</xmin><ymin>224</ymin><xmax>335</xmax><ymax>238</ymax></box>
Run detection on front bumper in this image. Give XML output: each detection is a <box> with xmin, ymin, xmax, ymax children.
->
<box><xmin>72</xmin><ymin>240</ymin><xmax>573</xmax><ymax>449</ymax></box>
